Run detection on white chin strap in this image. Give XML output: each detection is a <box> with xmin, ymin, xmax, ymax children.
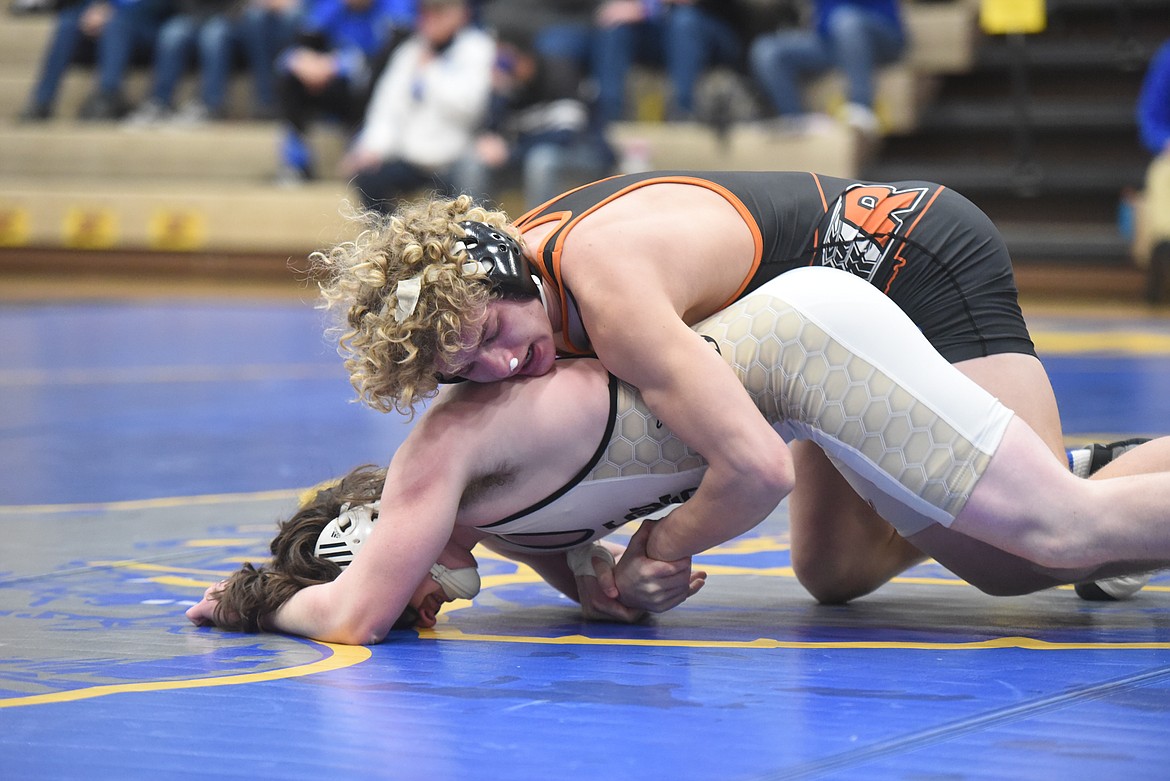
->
<box><xmin>533</xmin><ymin>275</ymin><xmax>550</xmax><ymax>320</ymax></box>
<box><xmin>430</xmin><ymin>563</ymin><xmax>481</xmax><ymax>600</ymax></box>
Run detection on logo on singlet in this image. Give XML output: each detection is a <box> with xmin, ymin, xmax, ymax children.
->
<box><xmin>602</xmin><ymin>489</ymin><xmax>698</xmax><ymax>530</ymax></box>
<box><xmin>819</xmin><ymin>183</ymin><xmax>929</xmax><ymax>284</ymax></box>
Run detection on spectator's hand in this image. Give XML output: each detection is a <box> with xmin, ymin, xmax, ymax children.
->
<box><xmin>614</xmin><ymin>521</ymin><xmax>706</xmax><ymax>613</ymax></box>
<box><xmin>186</xmin><ymin>581</ymin><xmax>230</xmax><ymax>626</ymax></box>
<box><xmin>339</xmin><ymin>147</ymin><xmax>383</xmax><ymax>177</ymax></box>
<box><xmin>288</xmin><ymin>49</ymin><xmax>338</xmax><ymax>93</ymax></box>
<box><xmin>474</xmin><ymin>133</ymin><xmax>509</xmax><ymax>168</ymax></box>
<box><xmin>80</xmin><ymin>1</ymin><xmax>113</xmax><ymax>36</ymax></box>
<box><xmin>595</xmin><ymin>0</ymin><xmax>646</xmax><ymax>28</ymax></box>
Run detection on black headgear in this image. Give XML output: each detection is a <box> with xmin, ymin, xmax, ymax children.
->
<box><xmin>457</xmin><ymin>221</ymin><xmax>539</xmax><ymax>300</ymax></box>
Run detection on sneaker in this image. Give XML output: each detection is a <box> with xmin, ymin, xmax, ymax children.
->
<box><xmin>78</xmin><ymin>90</ymin><xmax>127</xmax><ymax>121</ymax></box>
<box><xmin>840</xmin><ymin>101</ymin><xmax>880</xmax><ymax>137</ymax></box>
<box><xmin>123</xmin><ymin>99</ymin><xmax>171</xmax><ymax>128</ymax></box>
<box><xmin>17</xmin><ymin>103</ymin><xmax>51</xmax><ymax>122</ymax></box>
<box><xmin>1072</xmin><ymin>436</ymin><xmax>1153</xmax><ymax>600</ymax></box>
<box><xmin>274</xmin><ymin>163</ymin><xmax>311</xmax><ymax>188</ymax></box>
<box><xmin>1074</xmin><ymin>572</ymin><xmax>1152</xmax><ymax>601</ymax></box>
<box><xmin>172</xmin><ymin>99</ymin><xmax>220</xmax><ymax>126</ymax></box>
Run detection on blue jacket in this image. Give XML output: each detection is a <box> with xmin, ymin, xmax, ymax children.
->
<box><xmin>814</xmin><ymin>0</ymin><xmax>903</xmax><ymax>41</ymax></box>
<box><xmin>1139</xmin><ymin>40</ymin><xmax>1170</xmax><ymax>155</ymax></box>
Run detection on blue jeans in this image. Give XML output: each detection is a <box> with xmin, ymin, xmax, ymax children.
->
<box><xmin>593</xmin><ymin>5</ymin><xmax>742</xmax><ymax>124</ymax></box>
<box><xmin>94</xmin><ymin>0</ymin><xmax>175</xmax><ymax>97</ymax></box>
<box><xmin>150</xmin><ymin>5</ymin><xmax>297</xmax><ymax>113</ymax></box>
<box><xmin>453</xmin><ymin>136</ymin><xmax>614</xmax><ymax>210</ymax></box>
<box><xmin>237</xmin><ymin>4</ymin><xmax>301</xmax><ymax>111</ymax></box>
<box><xmin>27</xmin><ymin>1</ymin><xmax>94</xmax><ymax>111</ymax></box>
<box><xmin>749</xmin><ymin>5</ymin><xmax>904</xmax><ymax>116</ymax></box>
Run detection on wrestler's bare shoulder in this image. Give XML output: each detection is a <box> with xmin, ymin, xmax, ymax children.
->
<box><xmin>569</xmin><ymin>181</ymin><xmax>751</xmax><ymax>246</ymax></box>
<box><xmin>426</xmin><ymin>359</ymin><xmax>611</xmax><ymax>453</ymax></box>
<box><xmin>556</xmin><ymin>182</ymin><xmax>756</xmax><ymax>311</ymax></box>
<box><xmin>429</xmin><ymin>359</ymin><xmax>614</xmax><ymax>525</ymax></box>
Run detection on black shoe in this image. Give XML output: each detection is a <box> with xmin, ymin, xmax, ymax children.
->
<box><xmin>1073</xmin><ymin>436</ymin><xmax>1153</xmax><ymax>600</ymax></box>
<box><xmin>1075</xmin><ymin>573</ymin><xmax>1152</xmax><ymax>601</ymax></box>
<box><xmin>18</xmin><ymin>103</ymin><xmax>51</xmax><ymax>122</ymax></box>
<box><xmin>78</xmin><ymin>91</ymin><xmax>127</xmax><ymax>121</ymax></box>
<box><xmin>1087</xmin><ymin>437</ymin><xmax>1150</xmax><ymax>475</ymax></box>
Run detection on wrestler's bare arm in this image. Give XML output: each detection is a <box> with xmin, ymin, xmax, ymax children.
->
<box><xmin>267</xmin><ymin>409</ymin><xmax>471</xmax><ymax>644</ymax></box>
<box><xmin>568</xmin><ymin>249</ymin><xmax>795</xmax><ymax>561</ymax></box>
<box><xmin>268</xmin><ymin>363</ymin><xmax>619</xmax><ymax>643</ymax></box>
<box><xmin>480</xmin><ymin>537</ymin><xmax>649</xmax><ymax>623</ymax></box>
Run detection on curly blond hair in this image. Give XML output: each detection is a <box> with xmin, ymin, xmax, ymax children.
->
<box><xmin>312</xmin><ymin>195</ymin><xmax>518</xmax><ymax>415</ymax></box>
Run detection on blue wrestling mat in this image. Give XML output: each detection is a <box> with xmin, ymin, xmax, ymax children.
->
<box><xmin>1</xmin><ymin>298</ymin><xmax>1168</xmax><ymax>780</ymax></box>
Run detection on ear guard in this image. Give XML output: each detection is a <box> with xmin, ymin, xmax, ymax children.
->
<box><xmin>436</xmin><ymin>221</ymin><xmax>546</xmax><ymax>384</ymax></box>
<box><xmin>314</xmin><ymin>501</ymin><xmax>481</xmax><ymax>600</ymax></box>
<box><xmin>457</xmin><ymin>220</ymin><xmax>540</xmax><ymax>300</ymax></box>
<box><xmin>315</xmin><ymin>501</ymin><xmax>379</xmax><ymax>570</ymax></box>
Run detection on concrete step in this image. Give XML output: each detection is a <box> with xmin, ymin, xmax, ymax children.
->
<box><xmin>0</xmin><ymin>175</ymin><xmax>356</xmax><ymax>254</ymax></box>
<box><xmin>609</xmin><ymin>120</ymin><xmax>860</xmax><ymax>179</ymax></box>
<box><xmin>0</xmin><ymin>14</ymin><xmax>51</xmax><ymax>70</ymax></box>
<box><xmin>1</xmin><ymin>67</ymin><xmax>275</xmax><ymax>121</ymax></box>
<box><xmin>0</xmin><ymin>122</ymin><xmax>348</xmax><ymax>180</ymax></box>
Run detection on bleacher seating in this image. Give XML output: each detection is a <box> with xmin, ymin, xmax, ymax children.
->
<box><xmin>0</xmin><ymin>1</ymin><xmax>978</xmax><ymax>273</ymax></box>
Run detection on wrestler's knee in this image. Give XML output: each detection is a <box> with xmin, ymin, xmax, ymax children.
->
<box><xmin>791</xmin><ymin>541</ymin><xmax>901</xmax><ymax>604</ymax></box>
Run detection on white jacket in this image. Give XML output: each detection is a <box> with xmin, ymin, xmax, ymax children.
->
<box><xmin>354</xmin><ymin>26</ymin><xmax>495</xmax><ymax>170</ymax></box>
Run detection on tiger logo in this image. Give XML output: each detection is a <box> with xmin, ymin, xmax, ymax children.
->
<box><xmin>819</xmin><ymin>183</ymin><xmax>930</xmax><ymax>285</ymax></box>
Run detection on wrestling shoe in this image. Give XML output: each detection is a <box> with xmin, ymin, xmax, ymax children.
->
<box><xmin>1067</xmin><ymin>437</ymin><xmax>1150</xmax><ymax>478</ymax></box>
<box><xmin>1070</xmin><ymin>437</ymin><xmax>1152</xmax><ymax>600</ymax></box>
<box><xmin>1074</xmin><ymin>573</ymin><xmax>1152</xmax><ymax>601</ymax></box>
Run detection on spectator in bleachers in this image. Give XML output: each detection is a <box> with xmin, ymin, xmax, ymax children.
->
<box><xmin>1138</xmin><ymin>39</ymin><xmax>1170</xmax><ymax>156</ymax></box>
<box><xmin>274</xmin><ymin>0</ymin><xmax>416</xmax><ymax>183</ymax></box>
<box><xmin>123</xmin><ymin>0</ymin><xmax>303</xmax><ymax>126</ymax></box>
<box><xmin>749</xmin><ymin>0</ymin><xmax>905</xmax><ymax>136</ymax></box>
<box><xmin>342</xmin><ymin>0</ymin><xmax>494</xmax><ymax>211</ymax></box>
<box><xmin>19</xmin><ymin>0</ymin><xmax>176</xmax><ymax>121</ymax></box>
<box><xmin>454</xmin><ymin>34</ymin><xmax>615</xmax><ymax>209</ymax></box>
<box><xmin>590</xmin><ymin>0</ymin><xmax>747</xmax><ymax>125</ymax></box>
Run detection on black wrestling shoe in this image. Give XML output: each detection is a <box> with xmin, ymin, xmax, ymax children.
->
<box><xmin>1073</xmin><ymin>437</ymin><xmax>1153</xmax><ymax>600</ymax></box>
<box><xmin>1087</xmin><ymin>437</ymin><xmax>1151</xmax><ymax>475</ymax></box>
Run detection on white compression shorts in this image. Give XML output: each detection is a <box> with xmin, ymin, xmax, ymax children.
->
<box><xmin>698</xmin><ymin>266</ymin><xmax>1015</xmax><ymax>536</ymax></box>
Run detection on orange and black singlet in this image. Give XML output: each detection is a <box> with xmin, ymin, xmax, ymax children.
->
<box><xmin>513</xmin><ymin>170</ymin><xmax>1035</xmax><ymax>364</ymax></box>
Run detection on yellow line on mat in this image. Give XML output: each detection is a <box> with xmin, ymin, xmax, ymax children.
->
<box><xmin>0</xmin><ymin>642</ymin><xmax>370</xmax><ymax>709</ymax></box>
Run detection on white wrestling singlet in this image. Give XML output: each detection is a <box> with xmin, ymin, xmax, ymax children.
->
<box><xmin>483</xmin><ymin>266</ymin><xmax>1014</xmax><ymax>552</ymax></box>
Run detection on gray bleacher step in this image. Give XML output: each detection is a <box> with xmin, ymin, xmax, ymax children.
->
<box><xmin>0</xmin><ymin>15</ymin><xmax>51</xmax><ymax>70</ymax></box>
<box><xmin>0</xmin><ymin>175</ymin><xmax>357</xmax><ymax>254</ymax></box>
<box><xmin>0</xmin><ymin>123</ymin><xmax>348</xmax><ymax>180</ymax></box>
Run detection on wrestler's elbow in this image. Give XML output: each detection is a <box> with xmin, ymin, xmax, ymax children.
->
<box><xmin>330</xmin><ymin>617</ymin><xmax>390</xmax><ymax>646</ymax></box>
<box><xmin>320</xmin><ymin>601</ymin><xmax>394</xmax><ymax>646</ymax></box>
<box><xmin>746</xmin><ymin>437</ymin><xmax>796</xmax><ymax>499</ymax></box>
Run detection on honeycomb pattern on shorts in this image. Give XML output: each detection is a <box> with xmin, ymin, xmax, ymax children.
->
<box><xmin>704</xmin><ymin>295</ymin><xmax>990</xmax><ymax>518</ymax></box>
<box><xmin>590</xmin><ymin>383</ymin><xmax>706</xmax><ymax>480</ymax></box>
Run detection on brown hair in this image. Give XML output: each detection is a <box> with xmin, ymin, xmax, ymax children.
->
<box><xmin>311</xmin><ymin>196</ymin><xmax>518</xmax><ymax>416</ymax></box>
<box><xmin>213</xmin><ymin>465</ymin><xmax>388</xmax><ymax>632</ymax></box>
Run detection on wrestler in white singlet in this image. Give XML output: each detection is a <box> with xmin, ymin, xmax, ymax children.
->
<box><xmin>483</xmin><ymin>266</ymin><xmax>1014</xmax><ymax>554</ymax></box>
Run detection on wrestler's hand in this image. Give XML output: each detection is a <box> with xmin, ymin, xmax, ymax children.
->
<box><xmin>575</xmin><ymin>568</ymin><xmax>650</xmax><ymax>621</ymax></box>
<box><xmin>186</xmin><ymin>581</ymin><xmax>230</xmax><ymax>627</ymax></box>
<box><xmin>574</xmin><ymin>549</ymin><xmax>647</xmax><ymax>623</ymax></box>
<box><xmin>613</xmin><ymin>522</ymin><xmax>706</xmax><ymax>613</ymax></box>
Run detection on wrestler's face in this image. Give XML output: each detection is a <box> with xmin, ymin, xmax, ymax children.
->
<box><xmin>407</xmin><ymin>543</ymin><xmax>479</xmax><ymax>629</ymax></box>
<box><xmin>437</xmin><ymin>297</ymin><xmax>556</xmax><ymax>383</ymax></box>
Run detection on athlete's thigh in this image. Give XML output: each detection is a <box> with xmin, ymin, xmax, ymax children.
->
<box><xmin>954</xmin><ymin>352</ymin><xmax>1066</xmax><ymax>461</ymax></box>
<box><xmin>788</xmin><ymin>441</ymin><xmax>926</xmax><ymax>603</ymax></box>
